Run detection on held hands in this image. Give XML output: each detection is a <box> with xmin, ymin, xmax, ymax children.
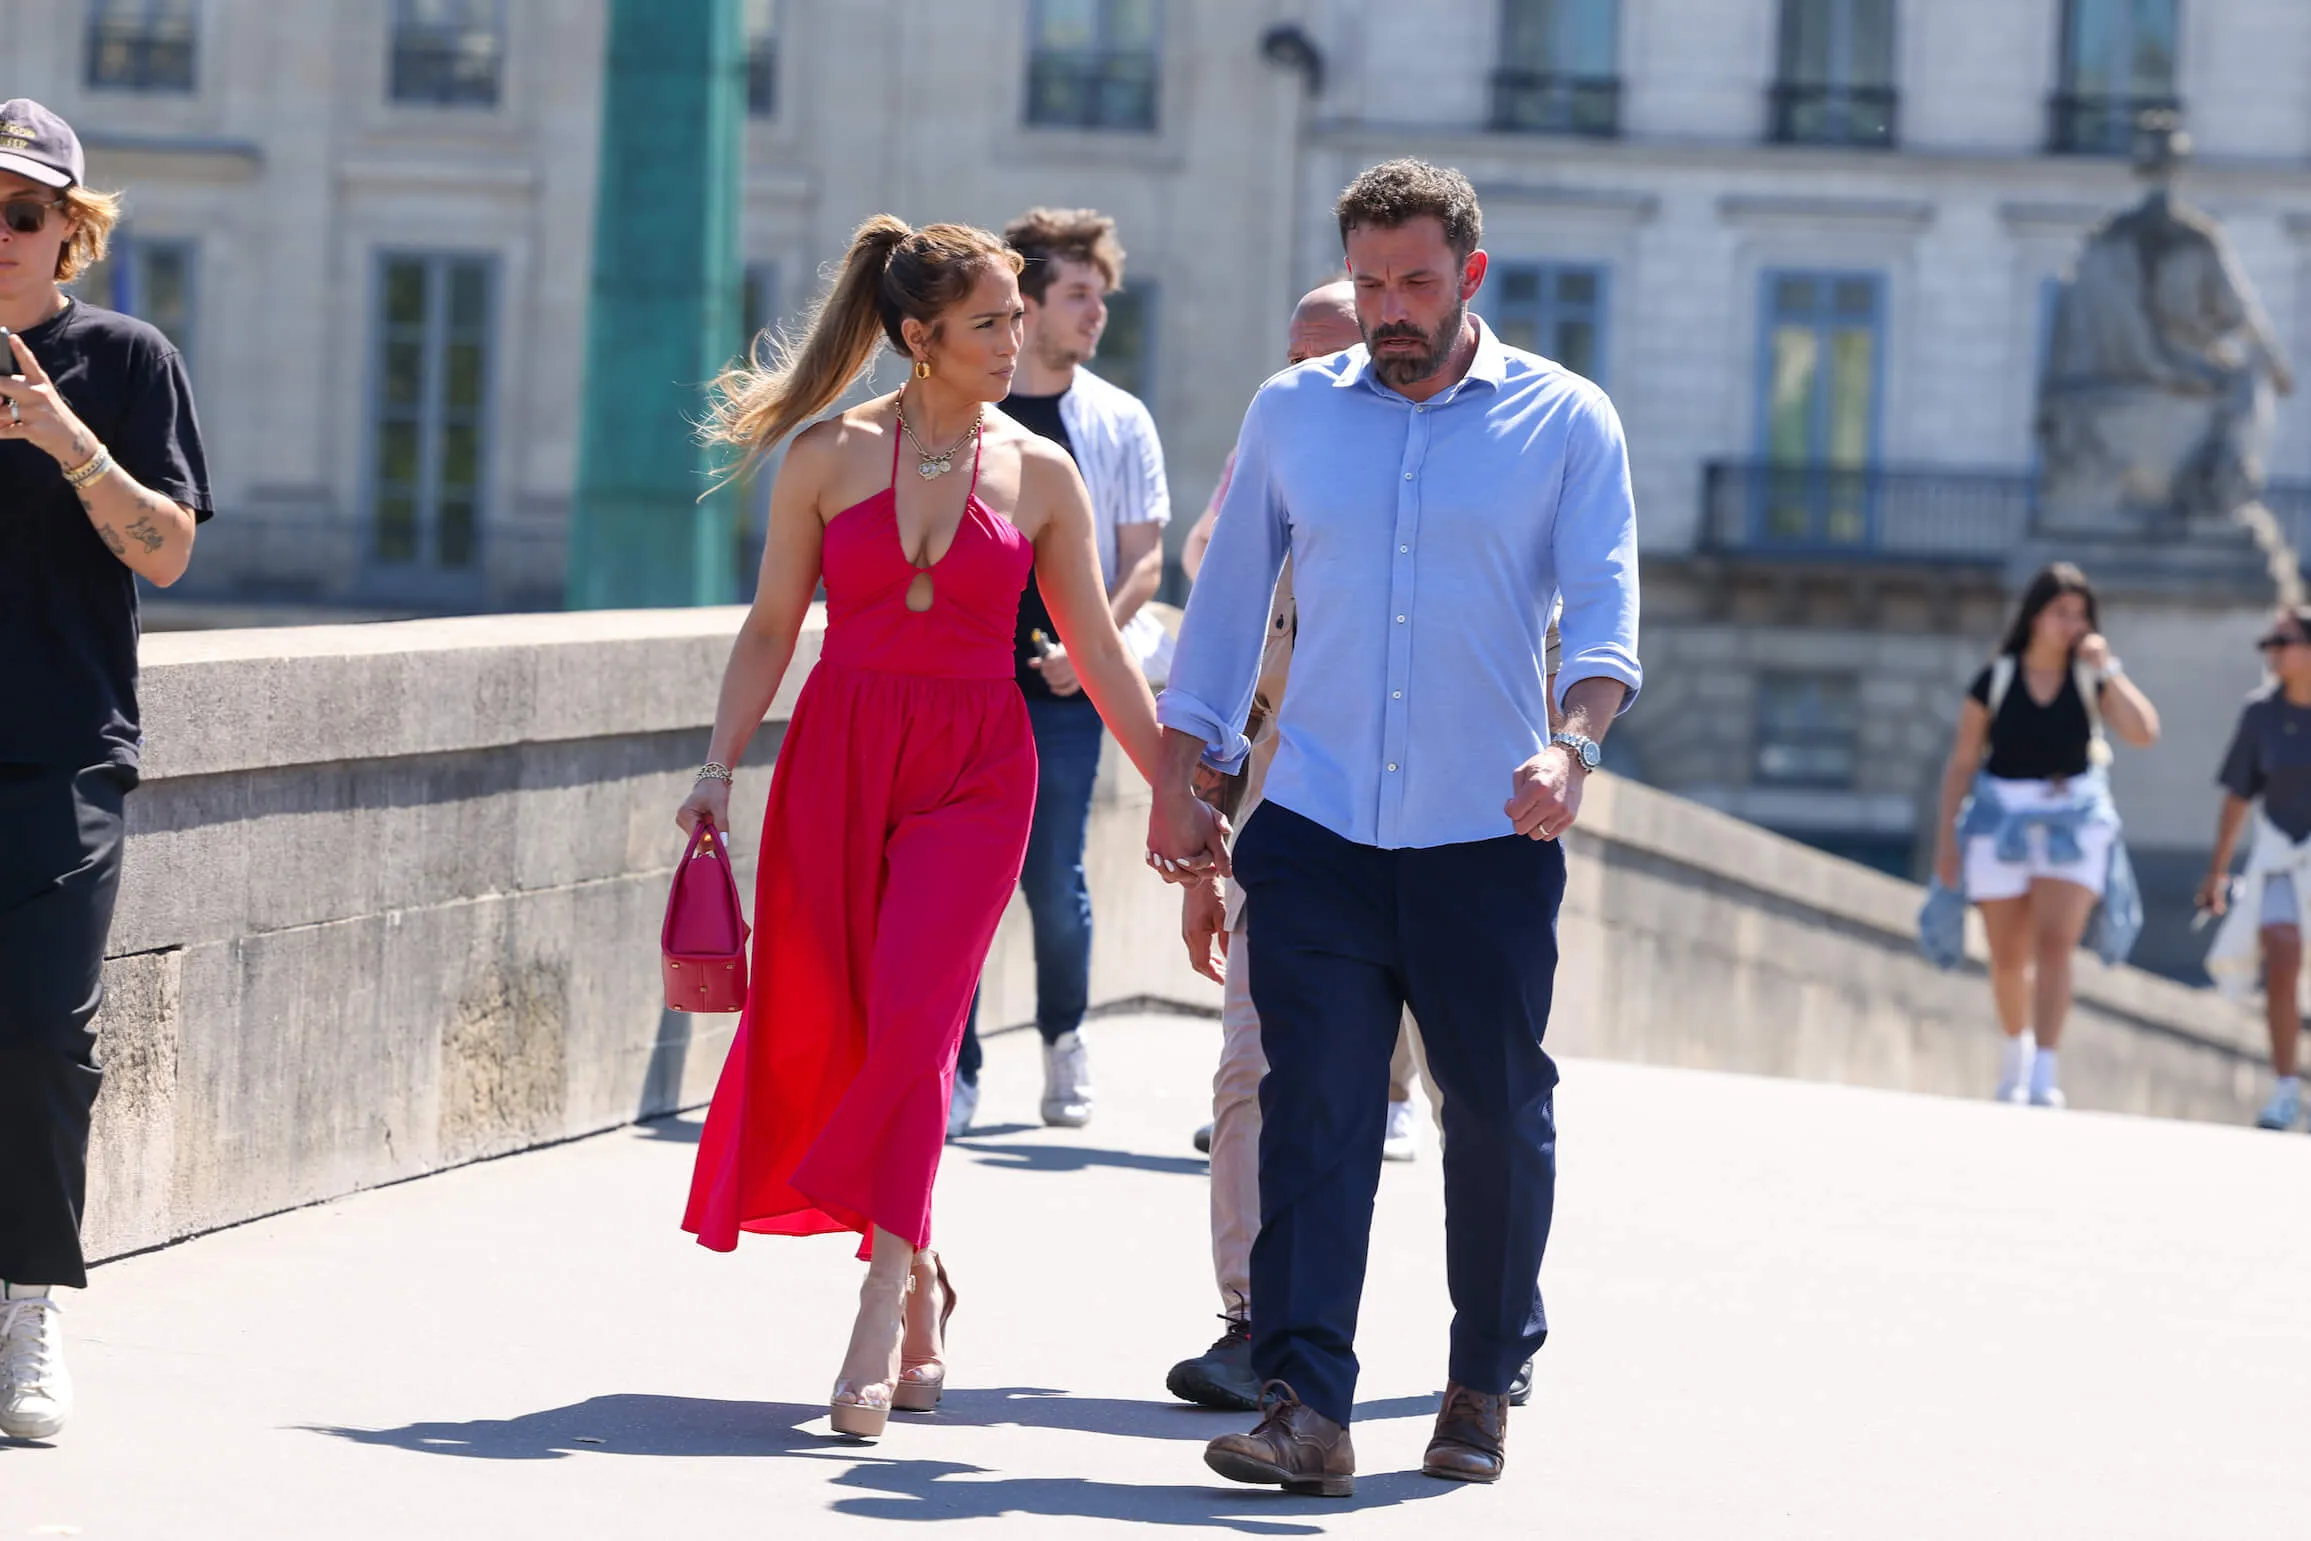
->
<box><xmin>675</xmin><ymin>776</ymin><xmax>733</xmax><ymax>839</ymax></box>
<box><xmin>1146</xmin><ymin>784</ymin><xmax>1232</xmax><ymax>885</ymax></box>
<box><xmin>1181</xmin><ymin>876</ymin><xmax>1229</xmax><ymax>984</ymax></box>
<box><xmin>1505</xmin><ymin>745</ymin><xmax>1586</xmax><ymax>841</ymax></box>
<box><xmin>0</xmin><ymin>333</ymin><xmax>95</xmax><ymax>466</ymax></box>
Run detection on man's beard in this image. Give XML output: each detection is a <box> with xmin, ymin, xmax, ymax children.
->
<box><xmin>1363</xmin><ymin>299</ymin><xmax>1465</xmax><ymax>389</ymax></box>
<box><xmin>1037</xmin><ymin>335</ymin><xmax>1095</xmax><ymax>373</ymax></box>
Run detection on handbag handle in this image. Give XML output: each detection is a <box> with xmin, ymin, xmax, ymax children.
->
<box><xmin>664</xmin><ymin>813</ymin><xmax>749</xmax><ymax>954</ymax></box>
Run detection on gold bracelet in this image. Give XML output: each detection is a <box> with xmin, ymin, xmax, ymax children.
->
<box><xmin>62</xmin><ymin>444</ymin><xmax>114</xmax><ymax>489</ymax></box>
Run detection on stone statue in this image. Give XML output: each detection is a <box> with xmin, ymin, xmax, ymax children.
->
<box><xmin>2036</xmin><ymin>113</ymin><xmax>2294</xmax><ymax>530</ymax></box>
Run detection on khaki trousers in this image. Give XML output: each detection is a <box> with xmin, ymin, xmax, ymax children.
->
<box><xmin>1209</xmin><ymin>923</ymin><xmax>1440</xmax><ymax>1318</ymax></box>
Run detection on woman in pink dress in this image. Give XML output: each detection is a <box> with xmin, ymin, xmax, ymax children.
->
<box><xmin>674</xmin><ymin>217</ymin><xmax>1223</xmax><ymax>1438</ymax></box>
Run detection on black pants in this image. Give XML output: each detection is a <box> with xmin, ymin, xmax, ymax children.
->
<box><xmin>0</xmin><ymin>762</ymin><xmax>131</xmax><ymax>1289</ymax></box>
<box><xmin>1236</xmin><ymin>802</ymin><xmax>1562</xmax><ymax>1428</ymax></box>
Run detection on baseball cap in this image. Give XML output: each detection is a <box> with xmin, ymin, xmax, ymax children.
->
<box><xmin>0</xmin><ymin>99</ymin><xmax>84</xmax><ymax>191</ymax></box>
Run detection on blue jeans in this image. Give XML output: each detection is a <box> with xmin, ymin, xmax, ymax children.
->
<box><xmin>955</xmin><ymin>696</ymin><xmax>1104</xmax><ymax>1086</ymax></box>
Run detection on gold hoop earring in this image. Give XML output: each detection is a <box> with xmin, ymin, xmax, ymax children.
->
<box><xmin>912</xmin><ymin>359</ymin><xmax>932</xmax><ymax>380</ymax></box>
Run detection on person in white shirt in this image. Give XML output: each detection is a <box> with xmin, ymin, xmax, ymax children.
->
<box><xmin>948</xmin><ymin>208</ymin><xmax>1170</xmax><ymax>1136</ymax></box>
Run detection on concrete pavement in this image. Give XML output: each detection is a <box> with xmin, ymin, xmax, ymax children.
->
<box><xmin>7</xmin><ymin>1011</ymin><xmax>2308</xmax><ymax>1538</ymax></box>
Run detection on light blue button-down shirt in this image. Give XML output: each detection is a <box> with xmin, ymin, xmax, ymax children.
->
<box><xmin>1159</xmin><ymin>316</ymin><xmax>1642</xmax><ymax>851</ymax></box>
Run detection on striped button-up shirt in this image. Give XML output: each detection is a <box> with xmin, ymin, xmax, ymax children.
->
<box><xmin>1160</xmin><ymin>317</ymin><xmax>1640</xmax><ymax>851</ymax></box>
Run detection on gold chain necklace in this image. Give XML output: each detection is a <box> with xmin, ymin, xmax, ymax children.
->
<box><xmin>896</xmin><ymin>405</ymin><xmax>982</xmax><ymax>481</ymax></box>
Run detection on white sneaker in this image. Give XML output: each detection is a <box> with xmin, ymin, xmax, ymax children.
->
<box><xmin>2029</xmin><ymin>1085</ymin><xmax>2067</xmax><ymax>1110</ymax></box>
<box><xmin>1995</xmin><ymin>1034</ymin><xmax>2036</xmax><ymax>1104</ymax></box>
<box><xmin>1382</xmin><ymin>1098</ymin><xmax>1418</xmax><ymax>1162</ymax></box>
<box><xmin>1</xmin><ymin>1295</ymin><xmax>72</xmax><ymax>1441</ymax></box>
<box><xmin>1041</xmin><ymin>1032</ymin><xmax>1093</xmax><ymax>1128</ymax></box>
<box><xmin>946</xmin><ymin>1077</ymin><xmax>980</xmax><ymax>1141</ymax></box>
<box><xmin>2255</xmin><ymin>1081</ymin><xmax>2304</xmax><ymax>1131</ymax></box>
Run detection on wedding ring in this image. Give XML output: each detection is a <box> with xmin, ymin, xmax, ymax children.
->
<box><xmin>5</xmin><ymin>399</ymin><xmax>17</xmax><ymax>423</ymax></box>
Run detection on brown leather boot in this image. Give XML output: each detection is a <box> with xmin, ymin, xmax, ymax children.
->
<box><xmin>1203</xmin><ymin>1381</ymin><xmax>1356</xmax><ymax>1497</ymax></box>
<box><xmin>1422</xmin><ymin>1381</ymin><xmax>1508</xmax><ymax>1482</ymax></box>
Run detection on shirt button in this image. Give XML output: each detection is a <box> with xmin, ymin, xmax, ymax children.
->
<box><xmin>1387</xmin><ymin>762</ymin><xmax>1399</xmax><ymax>772</ymax></box>
<box><xmin>1395</xmin><ymin>615</ymin><xmax>1406</xmax><ymax>624</ymax></box>
<box><xmin>1403</xmin><ymin>471</ymin><xmax>1414</xmax><ymax>480</ymax></box>
<box><xmin>1415</xmin><ymin>404</ymin><xmax>1426</xmax><ymax>413</ymax></box>
<box><xmin>1392</xmin><ymin>691</ymin><xmax>1402</xmax><ymax>699</ymax></box>
<box><xmin>1400</xmin><ymin>544</ymin><xmax>1409</xmax><ymax>553</ymax></box>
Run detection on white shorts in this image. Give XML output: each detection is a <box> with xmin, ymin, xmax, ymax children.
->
<box><xmin>2260</xmin><ymin>872</ymin><xmax>2300</xmax><ymax>929</ymax></box>
<box><xmin>1964</xmin><ymin>777</ymin><xmax>2114</xmax><ymax>902</ymax></box>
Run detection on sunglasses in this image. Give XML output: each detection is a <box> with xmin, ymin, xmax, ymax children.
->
<box><xmin>2</xmin><ymin>197</ymin><xmax>63</xmax><ymax>236</ymax></box>
<box><xmin>2258</xmin><ymin>633</ymin><xmax>2306</xmax><ymax>652</ymax></box>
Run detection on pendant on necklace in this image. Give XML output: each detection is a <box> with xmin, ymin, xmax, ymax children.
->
<box><xmin>918</xmin><ymin>457</ymin><xmax>950</xmax><ymax>480</ymax></box>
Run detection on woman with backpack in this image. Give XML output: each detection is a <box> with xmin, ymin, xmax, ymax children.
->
<box><xmin>1931</xmin><ymin>564</ymin><xmax>2162</xmax><ymax>1107</ymax></box>
<box><xmin>2198</xmin><ymin>604</ymin><xmax>2311</xmax><ymax>1131</ymax></box>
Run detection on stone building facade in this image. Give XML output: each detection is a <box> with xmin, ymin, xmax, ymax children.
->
<box><xmin>11</xmin><ymin>0</ymin><xmax>2311</xmax><ymax>972</ymax></box>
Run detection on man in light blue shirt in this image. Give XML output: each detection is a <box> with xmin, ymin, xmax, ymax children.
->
<box><xmin>1150</xmin><ymin>159</ymin><xmax>1640</xmax><ymax>1495</ymax></box>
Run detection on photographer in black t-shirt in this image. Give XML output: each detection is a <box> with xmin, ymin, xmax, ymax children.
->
<box><xmin>0</xmin><ymin>99</ymin><xmax>211</xmax><ymax>1443</ymax></box>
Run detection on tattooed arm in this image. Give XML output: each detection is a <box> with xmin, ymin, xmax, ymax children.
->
<box><xmin>69</xmin><ymin>433</ymin><xmax>198</xmax><ymax>586</ymax></box>
<box><xmin>1</xmin><ymin>334</ymin><xmax>198</xmax><ymax>586</ymax></box>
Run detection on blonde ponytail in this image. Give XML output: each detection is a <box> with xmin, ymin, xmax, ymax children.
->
<box><xmin>703</xmin><ymin>216</ymin><xmax>1024</xmax><ymax>476</ymax></box>
<box><xmin>703</xmin><ymin>214</ymin><xmax>911</xmax><ymax>470</ymax></box>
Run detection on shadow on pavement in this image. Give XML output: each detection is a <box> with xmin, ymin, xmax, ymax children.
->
<box><xmin>633</xmin><ymin>1113</ymin><xmax>705</xmax><ymax>1144</ymax></box>
<box><xmin>824</xmin><ymin>1456</ymin><xmax>1457</xmax><ymax>1531</ymax></box>
<box><xmin>307</xmin><ymin>1391</ymin><xmax>1456</xmax><ymax>1532</ymax></box>
<box><xmin>305</xmin><ymin>1387</ymin><xmax>1442</xmax><ymax>1457</ymax></box>
<box><xmin>953</xmin><ymin>1138</ymin><xmax>1209</xmax><ymax>1177</ymax></box>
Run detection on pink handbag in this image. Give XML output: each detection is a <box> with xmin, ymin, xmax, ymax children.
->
<box><xmin>661</xmin><ymin>815</ymin><xmax>750</xmax><ymax>1013</ymax></box>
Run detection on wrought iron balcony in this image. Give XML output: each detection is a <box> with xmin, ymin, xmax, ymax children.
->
<box><xmin>1769</xmin><ymin>83</ymin><xmax>1898</xmax><ymax>148</ymax></box>
<box><xmin>1699</xmin><ymin>461</ymin><xmax>2033</xmax><ymax>565</ymax></box>
<box><xmin>2047</xmin><ymin>93</ymin><xmax>2181</xmax><ymax>156</ymax></box>
<box><xmin>1487</xmin><ymin>70</ymin><xmax>1621</xmax><ymax>138</ymax></box>
<box><xmin>1025</xmin><ymin>50</ymin><xmax>1160</xmax><ymax>132</ymax></box>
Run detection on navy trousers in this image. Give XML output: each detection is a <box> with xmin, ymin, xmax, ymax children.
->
<box><xmin>1236</xmin><ymin>801</ymin><xmax>1562</xmax><ymax>1428</ymax></box>
<box><xmin>0</xmin><ymin>763</ymin><xmax>131</xmax><ymax>1290</ymax></box>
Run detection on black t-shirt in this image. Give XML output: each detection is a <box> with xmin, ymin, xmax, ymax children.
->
<box><xmin>1967</xmin><ymin>661</ymin><xmax>2097</xmax><ymax>780</ymax></box>
<box><xmin>1002</xmin><ymin>389</ymin><xmax>1084</xmax><ymax>705</ymax></box>
<box><xmin>2218</xmin><ymin>688</ymin><xmax>2311</xmax><ymax>841</ymax></box>
<box><xmin>0</xmin><ymin>300</ymin><xmax>212</xmax><ymax>770</ymax></box>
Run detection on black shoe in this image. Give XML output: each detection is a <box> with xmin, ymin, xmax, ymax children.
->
<box><xmin>1508</xmin><ymin>1357</ymin><xmax>1534</xmax><ymax>1406</ymax></box>
<box><xmin>1166</xmin><ymin>1316</ymin><xmax>1259</xmax><ymax>1410</ymax></box>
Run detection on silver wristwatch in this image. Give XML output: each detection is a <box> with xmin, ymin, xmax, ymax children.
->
<box><xmin>1550</xmin><ymin>730</ymin><xmax>1601</xmax><ymax>772</ymax></box>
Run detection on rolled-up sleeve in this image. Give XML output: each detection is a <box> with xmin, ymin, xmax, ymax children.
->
<box><xmin>1158</xmin><ymin>392</ymin><xmax>1289</xmax><ymax>771</ymax></box>
<box><xmin>1551</xmin><ymin>390</ymin><xmax>1642</xmax><ymax>714</ymax></box>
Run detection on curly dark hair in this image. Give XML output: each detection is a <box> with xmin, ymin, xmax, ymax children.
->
<box><xmin>1003</xmin><ymin>207</ymin><xmax>1125</xmax><ymax>302</ymax></box>
<box><xmin>1335</xmin><ymin>158</ymin><xmax>1483</xmax><ymax>259</ymax></box>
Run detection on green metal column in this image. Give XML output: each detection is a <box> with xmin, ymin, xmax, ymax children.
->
<box><xmin>567</xmin><ymin>0</ymin><xmax>745</xmax><ymax>609</ymax></box>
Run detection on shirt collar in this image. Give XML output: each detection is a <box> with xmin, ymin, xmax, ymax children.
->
<box><xmin>1344</xmin><ymin>312</ymin><xmax>1509</xmax><ymax>404</ymax></box>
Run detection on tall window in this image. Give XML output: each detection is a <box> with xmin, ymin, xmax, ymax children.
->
<box><xmin>85</xmin><ymin>0</ymin><xmax>199</xmax><ymax>94</ymax></box>
<box><xmin>1755</xmin><ymin>672</ymin><xmax>1860</xmax><ymax>788</ymax></box>
<box><xmin>1756</xmin><ymin>271</ymin><xmax>1884</xmax><ymax>545</ymax></box>
<box><xmin>2051</xmin><ymin>0</ymin><xmax>2178</xmax><ymax>154</ymax></box>
<box><xmin>1094</xmin><ymin>284</ymin><xmax>1158</xmax><ymax>404</ymax></box>
<box><xmin>1491</xmin><ymin>0</ymin><xmax>1620</xmax><ymax>137</ymax></box>
<box><xmin>741</xmin><ymin>264</ymin><xmax>780</xmax><ymax>365</ymax></box>
<box><xmin>371</xmin><ymin>255</ymin><xmax>494</xmax><ymax>573</ymax></box>
<box><xmin>389</xmin><ymin>0</ymin><xmax>505</xmax><ymax>109</ymax></box>
<box><xmin>744</xmin><ymin>0</ymin><xmax>780</xmax><ymax>119</ymax></box>
<box><xmin>1489</xmin><ymin>263</ymin><xmax>1608</xmax><ymax>387</ymax></box>
<box><xmin>1772</xmin><ymin>0</ymin><xmax>1897</xmax><ymax>147</ymax></box>
<box><xmin>1025</xmin><ymin>0</ymin><xmax>1161</xmax><ymax>132</ymax></box>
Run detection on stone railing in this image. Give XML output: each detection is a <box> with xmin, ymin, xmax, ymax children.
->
<box><xmin>87</xmin><ymin>609</ymin><xmax>2264</xmax><ymax>1261</ymax></box>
